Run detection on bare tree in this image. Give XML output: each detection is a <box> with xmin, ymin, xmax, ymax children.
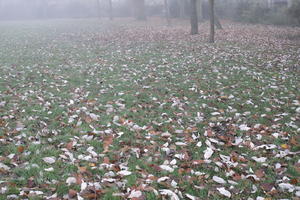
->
<box><xmin>209</xmin><ymin>0</ymin><xmax>215</xmax><ymax>43</ymax></box>
<box><xmin>197</xmin><ymin>0</ymin><xmax>203</xmax><ymax>21</ymax></box>
<box><xmin>190</xmin><ymin>0</ymin><xmax>198</xmax><ymax>35</ymax></box>
<box><xmin>132</xmin><ymin>0</ymin><xmax>147</xmax><ymax>20</ymax></box>
<box><xmin>164</xmin><ymin>0</ymin><xmax>171</xmax><ymax>25</ymax></box>
<box><xmin>96</xmin><ymin>0</ymin><xmax>101</xmax><ymax>18</ymax></box>
<box><xmin>177</xmin><ymin>0</ymin><xmax>185</xmax><ymax>18</ymax></box>
<box><xmin>108</xmin><ymin>0</ymin><xmax>113</xmax><ymax>20</ymax></box>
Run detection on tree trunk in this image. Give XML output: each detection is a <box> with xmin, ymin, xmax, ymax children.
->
<box><xmin>190</xmin><ymin>0</ymin><xmax>198</xmax><ymax>35</ymax></box>
<box><xmin>197</xmin><ymin>0</ymin><xmax>203</xmax><ymax>21</ymax></box>
<box><xmin>178</xmin><ymin>0</ymin><xmax>185</xmax><ymax>18</ymax></box>
<box><xmin>209</xmin><ymin>0</ymin><xmax>215</xmax><ymax>43</ymax></box>
<box><xmin>164</xmin><ymin>0</ymin><xmax>171</xmax><ymax>25</ymax></box>
<box><xmin>108</xmin><ymin>0</ymin><xmax>113</xmax><ymax>20</ymax></box>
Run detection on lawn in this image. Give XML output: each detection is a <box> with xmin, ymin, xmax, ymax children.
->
<box><xmin>0</xmin><ymin>18</ymin><xmax>300</xmax><ymax>199</ymax></box>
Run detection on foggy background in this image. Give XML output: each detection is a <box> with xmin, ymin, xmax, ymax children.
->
<box><xmin>0</xmin><ymin>0</ymin><xmax>299</xmax><ymax>26</ymax></box>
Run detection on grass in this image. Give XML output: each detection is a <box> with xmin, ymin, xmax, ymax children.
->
<box><xmin>0</xmin><ymin>18</ymin><xmax>299</xmax><ymax>199</ymax></box>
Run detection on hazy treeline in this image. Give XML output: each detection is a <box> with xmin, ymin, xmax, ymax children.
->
<box><xmin>0</xmin><ymin>0</ymin><xmax>299</xmax><ymax>26</ymax></box>
<box><xmin>0</xmin><ymin>0</ymin><xmax>164</xmax><ymax>20</ymax></box>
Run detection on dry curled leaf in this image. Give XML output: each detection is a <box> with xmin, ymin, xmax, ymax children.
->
<box><xmin>103</xmin><ymin>135</ymin><xmax>114</xmax><ymax>153</ymax></box>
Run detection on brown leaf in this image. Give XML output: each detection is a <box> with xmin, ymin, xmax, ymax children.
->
<box><xmin>68</xmin><ymin>189</ymin><xmax>77</xmax><ymax>198</ymax></box>
<box><xmin>81</xmin><ymin>192</ymin><xmax>97</xmax><ymax>199</ymax></box>
<box><xmin>103</xmin><ymin>157</ymin><xmax>110</xmax><ymax>164</ymax></box>
<box><xmin>192</xmin><ymin>160</ymin><xmax>205</xmax><ymax>165</ymax></box>
<box><xmin>103</xmin><ymin>135</ymin><xmax>114</xmax><ymax>153</ymax></box>
<box><xmin>84</xmin><ymin>116</ymin><xmax>93</xmax><ymax>124</ymax></box>
<box><xmin>66</xmin><ymin>141</ymin><xmax>74</xmax><ymax>150</ymax></box>
<box><xmin>87</xmin><ymin>99</ymin><xmax>97</xmax><ymax>106</ymax></box>
<box><xmin>206</xmin><ymin>129</ymin><xmax>214</xmax><ymax>137</ymax></box>
<box><xmin>175</xmin><ymin>168</ymin><xmax>183</xmax><ymax>175</ymax></box>
<box><xmin>78</xmin><ymin>167</ymin><xmax>87</xmax><ymax>173</ymax></box>
<box><xmin>290</xmin><ymin>137</ymin><xmax>298</xmax><ymax>145</ymax></box>
<box><xmin>220</xmin><ymin>96</ymin><xmax>229</xmax><ymax>101</ymax></box>
<box><xmin>148</xmin><ymin>164</ymin><xmax>161</xmax><ymax>172</ymax></box>
<box><xmin>260</xmin><ymin>183</ymin><xmax>274</xmax><ymax>191</ymax></box>
<box><xmin>0</xmin><ymin>119</ymin><xmax>6</xmax><ymax>127</ymax></box>
<box><xmin>17</xmin><ymin>146</ymin><xmax>25</xmax><ymax>153</ymax></box>
<box><xmin>119</xmin><ymin>118</ymin><xmax>126</xmax><ymax>124</ymax></box>
<box><xmin>255</xmin><ymin>169</ymin><xmax>265</xmax><ymax>178</ymax></box>
<box><xmin>74</xmin><ymin>174</ymin><xmax>83</xmax><ymax>185</ymax></box>
<box><xmin>290</xmin><ymin>178</ymin><xmax>298</xmax><ymax>185</ymax></box>
<box><xmin>27</xmin><ymin>178</ymin><xmax>36</xmax><ymax>188</ymax></box>
<box><xmin>295</xmin><ymin>165</ymin><xmax>300</xmax><ymax>174</ymax></box>
<box><xmin>232</xmin><ymin>173</ymin><xmax>242</xmax><ymax>181</ymax></box>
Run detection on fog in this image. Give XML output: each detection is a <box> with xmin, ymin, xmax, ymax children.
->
<box><xmin>1</xmin><ymin>0</ymin><xmax>300</xmax><ymax>199</ymax></box>
<box><xmin>0</xmin><ymin>0</ymin><xmax>297</xmax><ymax>26</ymax></box>
<box><xmin>0</xmin><ymin>0</ymin><xmax>160</xmax><ymax>20</ymax></box>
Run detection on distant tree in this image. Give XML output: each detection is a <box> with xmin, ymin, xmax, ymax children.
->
<box><xmin>178</xmin><ymin>0</ymin><xmax>185</xmax><ymax>18</ymax></box>
<box><xmin>197</xmin><ymin>0</ymin><xmax>203</xmax><ymax>21</ymax></box>
<box><xmin>108</xmin><ymin>0</ymin><xmax>113</xmax><ymax>20</ymax></box>
<box><xmin>288</xmin><ymin>0</ymin><xmax>300</xmax><ymax>24</ymax></box>
<box><xmin>96</xmin><ymin>0</ymin><xmax>101</xmax><ymax>18</ymax></box>
<box><xmin>164</xmin><ymin>0</ymin><xmax>171</xmax><ymax>25</ymax></box>
<box><xmin>209</xmin><ymin>0</ymin><xmax>215</xmax><ymax>43</ymax></box>
<box><xmin>190</xmin><ymin>0</ymin><xmax>198</xmax><ymax>34</ymax></box>
<box><xmin>132</xmin><ymin>0</ymin><xmax>147</xmax><ymax>20</ymax></box>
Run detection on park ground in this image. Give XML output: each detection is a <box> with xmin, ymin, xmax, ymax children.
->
<box><xmin>0</xmin><ymin>18</ymin><xmax>300</xmax><ymax>199</ymax></box>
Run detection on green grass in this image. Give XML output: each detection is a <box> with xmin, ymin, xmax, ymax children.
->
<box><xmin>0</xmin><ymin>18</ymin><xmax>299</xmax><ymax>199</ymax></box>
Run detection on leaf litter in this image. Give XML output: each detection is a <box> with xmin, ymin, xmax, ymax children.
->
<box><xmin>0</xmin><ymin>18</ymin><xmax>299</xmax><ymax>199</ymax></box>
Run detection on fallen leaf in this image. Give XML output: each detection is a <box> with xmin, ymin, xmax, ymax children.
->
<box><xmin>103</xmin><ymin>135</ymin><xmax>114</xmax><ymax>153</ymax></box>
<box><xmin>251</xmin><ymin>156</ymin><xmax>267</xmax><ymax>163</ymax></box>
<box><xmin>128</xmin><ymin>190</ymin><xmax>142</xmax><ymax>199</ymax></box>
<box><xmin>159</xmin><ymin>189</ymin><xmax>179</xmax><ymax>200</ymax></box>
<box><xmin>290</xmin><ymin>178</ymin><xmax>298</xmax><ymax>185</ymax></box>
<box><xmin>217</xmin><ymin>187</ymin><xmax>231</xmax><ymax>198</ymax></box>
<box><xmin>278</xmin><ymin>183</ymin><xmax>294</xmax><ymax>192</ymax></box>
<box><xmin>255</xmin><ymin>169</ymin><xmax>265</xmax><ymax>178</ymax></box>
<box><xmin>281</xmin><ymin>144</ymin><xmax>289</xmax><ymax>149</ymax></box>
<box><xmin>66</xmin><ymin>141</ymin><xmax>74</xmax><ymax>150</ymax></box>
<box><xmin>204</xmin><ymin>147</ymin><xmax>214</xmax><ymax>159</ymax></box>
<box><xmin>157</xmin><ymin>177</ymin><xmax>169</xmax><ymax>183</ymax></box>
<box><xmin>159</xmin><ymin>165</ymin><xmax>174</xmax><ymax>172</ymax></box>
<box><xmin>260</xmin><ymin>183</ymin><xmax>274</xmax><ymax>191</ymax></box>
<box><xmin>213</xmin><ymin>176</ymin><xmax>227</xmax><ymax>184</ymax></box>
<box><xmin>17</xmin><ymin>146</ymin><xmax>25</xmax><ymax>153</ymax></box>
<box><xmin>78</xmin><ymin>167</ymin><xmax>87</xmax><ymax>173</ymax></box>
<box><xmin>186</xmin><ymin>193</ymin><xmax>199</xmax><ymax>200</ymax></box>
<box><xmin>69</xmin><ymin>189</ymin><xmax>77</xmax><ymax>198</ymax></box>
<box><xmin>117</xmin><ymin>170</ymin><xmax>132</xmax><ymax>176</ymax></box>
<box><xmin>42</xmin><ymin>157</ymin><xmax>56</xmax><ymax>164</ymax></box>
<box><xmin>66</xmin><ymin>177</ymin><xmax>77</xmax><ymax>185</ymax></box>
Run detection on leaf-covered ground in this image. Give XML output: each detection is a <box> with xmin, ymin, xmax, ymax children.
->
<box><xmin>0</xmin><ymin>18</ymin><xmax>300</xmax><ymax>200</ymax></box>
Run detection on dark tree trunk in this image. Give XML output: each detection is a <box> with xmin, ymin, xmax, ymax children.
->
<box><xmin>108</xmin><ymin>0</ymin><xmax>113</xmax><ymax>20</ymax></box>
<box><xmin>209</xmin><ymin>0</ymin><xmax>215</xmax><ymax>43</ymax></box>
<box><xmin>190</xmin><ymin>0</ymin><xmax>198</xmax><ymax>35</ymax></box>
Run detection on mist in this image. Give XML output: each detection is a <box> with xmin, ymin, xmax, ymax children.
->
<box><xmin>0</xmin><ymin>0</ymin><xmax>300</xmax><ymax>199</ymax></box>
<box><xmin>0</xmin><ymin>0</ymin><xmax>298</xmax><ymax>26</ymax></box>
